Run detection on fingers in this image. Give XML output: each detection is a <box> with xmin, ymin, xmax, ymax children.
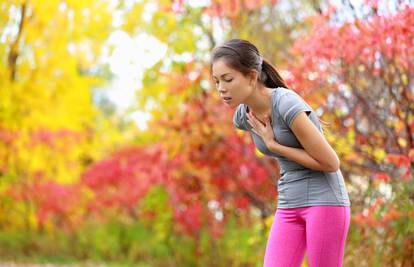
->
<box><xmin>247</xmin><ymin>115</ymin><xmax>261</xmax><ymax>136</ymax></box>
<box><xmin>247</xmin><ymin>112</ymin><xmax>266</xmax><ymax>127</ymax></box>
<box><xmin>246</xmin><ymin>117</ymin><xmax>256</xmax><ymax>133</ymax></box>
<box><xmin>246</xmin><ymin>112</ymin><xmax>254</xmax><ymax>126</ymax></box>
<box><xmin>246</xmin><ymin>118</ymin><xmax>254</xmax><ymax>129</ymax></box>
<box><xmin>247</xmin><ymin>111</ymin><xmax>256</xmax><ymax>123</ymax></box>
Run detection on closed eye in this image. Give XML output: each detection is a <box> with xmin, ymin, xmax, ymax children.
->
<box><xmin>214</xmin><ymin>79</ymin><xmax>233</xmax><ymax>85</ymax></box>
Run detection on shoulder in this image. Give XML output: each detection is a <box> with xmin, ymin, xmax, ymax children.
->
<box><xmin>275</xmin><ymin>87</ymin><xmax>303</xmax><ymax>102</ymax></box>
<box><xmin>274</xmin><ymin>87</ymin><xmax>308</xmax><ymax>108</ymax></box>
<box><xmin>273</xmin><ymin>87</ymin><xmax>303</xmax><ymax>111</ymax></box>
<box><xmin>273</xmin><ymin>87</ymin><xmax>312</xmax><ymax>127</ymax></box>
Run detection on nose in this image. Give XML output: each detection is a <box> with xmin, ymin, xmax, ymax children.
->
<box><xmin>217</xmin><ymin>83</ymin><xmax>226</xmax><ymax>94</ymax></box>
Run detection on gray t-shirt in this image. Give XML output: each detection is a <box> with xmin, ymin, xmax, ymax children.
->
<box><xmin>233</xmin><ymin>87</ymin><xmax>351</xmax><ymax>208</ymax></box>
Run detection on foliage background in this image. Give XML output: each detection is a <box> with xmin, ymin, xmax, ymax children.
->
<box><xmin>0</xmin><ymin>0</ymin><xmax>413</xmax><ymax>266</ymax></box>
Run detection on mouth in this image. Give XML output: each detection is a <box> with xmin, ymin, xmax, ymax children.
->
<box><xmin>222</xmin><ymin>97</ymin><xmax>232</xmax><ymax>103</ymax></box>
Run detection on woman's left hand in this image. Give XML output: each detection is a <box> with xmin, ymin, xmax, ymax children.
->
<box><xmin>246</xmin><ymin>111</ymin><xmax>277</xmax><ymax>146</ymax></box>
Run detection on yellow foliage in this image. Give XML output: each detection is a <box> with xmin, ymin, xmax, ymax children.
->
<box><xmin>0</xmin><ymin>0</ymin><xmax>126</xmax><ymax>229</ymax></box>
<box><xmin>122</xmin><ymin>2</ymin><xmax>146</xmax><ymax>35</ymax></box>
<box><xmin>372</xmin><ymin>148</ymin><xmax>386</xmax><ymax>162</ymax></box>
<box><xmin>398</xmin><ymin>137</ymin><xmax>407</xmax><ymax>148</ymax></box>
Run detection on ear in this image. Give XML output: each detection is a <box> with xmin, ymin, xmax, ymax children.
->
<box><xmin>248</xmin><ymin>70</ymin><xmax>258</xmax><ymax>86</ymax></box>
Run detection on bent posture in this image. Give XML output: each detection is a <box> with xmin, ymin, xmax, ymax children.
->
<box><xmin>210</xmin><ymin>39</ymin><xmax>351</xmax><ymax>267</ymax></box>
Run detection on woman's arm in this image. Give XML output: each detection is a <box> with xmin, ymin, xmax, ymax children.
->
<box><xmin>265</xmin><ymin>112</ymin><xmax>340</xmax><ymax>172</ymax></box>
<box><xmin>266</xmin><ymin>140</ymin><xmax>336</xmax><ymax>172</ymax></box>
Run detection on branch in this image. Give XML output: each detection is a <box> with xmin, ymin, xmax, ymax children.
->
<box><xmin>8</xmin><ymin>1</ymin><xmax>27</xmax><ymax>81</ymax></box>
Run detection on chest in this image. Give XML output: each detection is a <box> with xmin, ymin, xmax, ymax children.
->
<box><xmin>251</xmin><ymin>113</ymin><xmax>321</xmax><ymax>157</ymax></box>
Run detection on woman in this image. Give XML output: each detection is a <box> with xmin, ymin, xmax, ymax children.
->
<box><xmin>210</xmin><ymin>39</ymin><xmax>351</xmax><ymax>267</ymax></box>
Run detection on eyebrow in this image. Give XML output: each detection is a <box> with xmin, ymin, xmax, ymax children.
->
<box><xmin>212</xmin><ymin>73</ymin><xmax>232</xmax><ymax>79</ymax></box>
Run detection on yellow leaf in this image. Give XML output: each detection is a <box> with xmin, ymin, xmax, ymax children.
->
<box><xmin>372</xmin><ymin>148</ymin><xmax>386</xmax><ymax>162</ymax></box>
<box><xmin>398</xmin><ymin>137</ymin><xmax>407</xmax><ymax>147</ymax></box>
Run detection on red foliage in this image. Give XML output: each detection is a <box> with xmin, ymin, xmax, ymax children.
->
<box><xmin>74</xmin><ymin>90</ymin><xmax>278</xmax><ymax>239</ymax></box>
<box><xmin>0</xmin><ymin>128</ymin><xmax>19</xmax><ymax>145</ymax></box>
<box><xmin>174</xmin><ymin>202</ymin><xmax>204</xmax><ymax>236</ymax></box>
<box><xmin>385</xmin><ymin>153</ymin><xmax>412</xmax><ymax>181</ymax></box>
<box><xmin>288</xmin><ymin>4</ymin><xmax>414</xmax><ymax>186</ymax></box>
<box><xmin>32</xmin><ymin>182</ymin><xmax>81</xmax><ymax>224</ymax></box>
<box><xmin>29</xmin><ymin>129</ymin><xmax>83</xmax><ymax>148</ymax></box>
<box><xmin>385</xmin><ymin>153</ymin><xmax>411</xmax><ymax>167</ymax></box>
<box><xmin>374</xmin><ymin>172</ymin><xmax>390</xmax><ymax>182</ymax></box>
<box><xmin>7</xmin><ymin>180</ymin><xmax>82</xmax><ymax>231</ymax></box>
<box><xmin>288</xmin><ymin>5</ymin><xmax>414</xmax><ymax>93</ymax></box>
<box><xmin>82</xmin><ymin>145</ymin><xmax>173</xmax><ymax>212</ymax></box>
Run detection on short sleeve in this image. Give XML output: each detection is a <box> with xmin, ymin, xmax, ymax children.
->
<box><xmin>278</xmin><ymin>91</ymin><xmax>312</xmax><ymax>128</ymax></box>
<box><xmin>233</xmin><ymin>105</ymin><xmax>249</xmax><ymax>131</ymax></box>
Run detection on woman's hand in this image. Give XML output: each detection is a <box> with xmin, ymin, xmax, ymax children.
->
<box><xmin>246</xmin><ymin>111</ymin><xmax>277</xmax><ymax>146</ymax></box>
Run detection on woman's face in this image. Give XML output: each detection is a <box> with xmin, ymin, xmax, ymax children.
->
<box><xmin>211</xmin><ymin>59</ymin><xmax>253</xmax><ymax>108</ymax></box>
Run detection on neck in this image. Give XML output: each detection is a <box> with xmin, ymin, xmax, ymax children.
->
<box><xmin>244</xmin><ymin>85</ymin><xmax>273</xmax><ymax>118</ymax></box>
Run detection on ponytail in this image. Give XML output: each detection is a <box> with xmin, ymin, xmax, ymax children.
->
<box><xmin>260</xmin><ymin>59</ymin><xmax>330</xmax><ymax>127</ymax></box>
<box><xmin>260</xmin><ymin>59</ymin><xmax>289</xmax><ymax>89</ymax></box>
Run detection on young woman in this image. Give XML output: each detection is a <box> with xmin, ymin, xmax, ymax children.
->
<box><xmin>210</xmin><ymin>39</ymin><xmax>351</xmax><ymax>267</ymax></box>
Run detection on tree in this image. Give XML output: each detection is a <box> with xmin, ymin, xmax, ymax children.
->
<box><xmin>287</xmin><ymin>2</ymin><xmax>414</xmax><ymax>265</ymax></box>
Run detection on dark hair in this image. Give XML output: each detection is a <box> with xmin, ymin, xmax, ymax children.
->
<box><xmin>210</xmin><ymin>39</ymin><xmax>331</xmax><ymax>127</ymax></box>
<box><xmin>210</xmin><ymin>39</ymin><xmax>289</xmax><ymax>89</ymax></box>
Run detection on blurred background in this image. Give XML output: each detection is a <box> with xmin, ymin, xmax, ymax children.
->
<box><xmin>1</xmin><ymin>0</ymin><xmax>413</xmax><ymax>266</ymax></box>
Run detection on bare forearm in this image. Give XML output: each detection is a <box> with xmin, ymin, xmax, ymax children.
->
<box><xmin>265</xmin><ymin>139</ymin><xmax>335</xmax><ymax>172</ymax></box>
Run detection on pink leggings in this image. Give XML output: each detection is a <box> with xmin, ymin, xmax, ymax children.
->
<box><xmin>263</xmin><ymin>205</ymin><xmax>351</xmax><ymax>267</ymax></box>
